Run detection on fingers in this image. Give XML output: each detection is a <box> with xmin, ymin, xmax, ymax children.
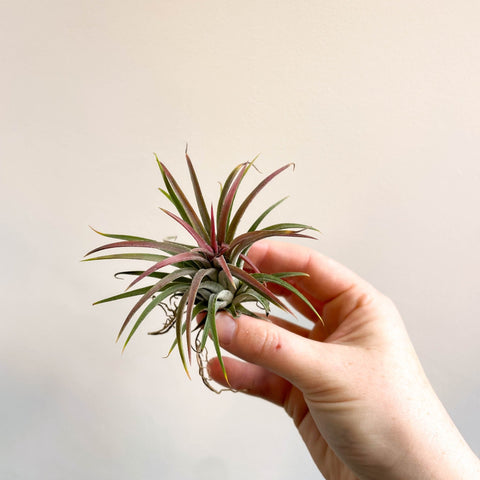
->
<box><xmin>208</xmin><ymin>356</ymin><xmax>291</xmax><ymax>406</ymax></box>
<box><xmin>214</xmin><ymin>311</ymin><xmax>333</xmax><ymax>390</ymax></box>
<box><xmin>248</xmin><ymin>240</ymin><xmax>368</xmax><ymax>308</ymax></box>
<box><xmin>255</xmin><ymin>313</ymin><xmax>311</xmax><ymax>338</ymax></box>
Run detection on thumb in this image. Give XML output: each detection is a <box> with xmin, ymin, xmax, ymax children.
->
<box><xmin>214</xmin><ymin>311</ymin><xmax>334</xmax><ymax>391</ymax></box>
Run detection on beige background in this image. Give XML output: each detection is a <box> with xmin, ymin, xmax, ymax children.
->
<box><xmin>1</xmin><ymin>1</ymin><xmax>479</xmax><ymax>479</ymax></box>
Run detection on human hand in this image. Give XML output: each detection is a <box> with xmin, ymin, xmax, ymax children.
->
<box><xmin>208</xmin><ymin>241</ymin><xmax>480</xmax><ymax>480</ymax></box>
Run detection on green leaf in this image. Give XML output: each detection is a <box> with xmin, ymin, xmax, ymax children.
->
<box><xmin>233</xmin><ymin>303</ymin><xmax>262</xmax><ymax>319</ymax></box>
<box><xmin>156</xmin><ymin>157</ymin><xmax>209</xmax><ymax>242</ymax></box>
<box><xmin>117</xmin><ymin>268</ymin><xmax>196</xmax><ymax>340</ymax></box>
<box><xmin>82</xmin><ymin>253</ymin><xmax>167</xmax><ymax>262</ymax></box>
<box><xmin>216</xmin><ymin>162</ymin><xmax>247</xmax><ymax>225</ymax></box>
<box><xmin>228</xmin><ymin>230</ymin><xmax>315</xmax><ymax>262</ymax></box>
<box><xmin>225</xmin><ymin>163</ymin><xmax>294</xmax><ymax>243</ymax></box>
<box><xmin>155</xmin><ymin>154</ymin><xmax>190</xmax><ymax>225</ymax></box>
<box><xmin>164</xmin><ymin>301</ymin><xmax>206</xmax><ymax>349</ymax></box>
<box><xmin>114</xmin><ymin>270</ymin><xmax>169</xmax><ymax>279</ymax></box>
<box><xmin>185</xmin><ymin>151</ymin><xmax>211</xmax><ymax>231</ymax></box>
<box><xmin>262</xmin><ymin>222</ymin><xmax>320</xmax><ymax>232</ymax></box>
<box><xmin>228</xmin><ymin>264</ymin><xmax>293</xmax><ymax>316</ymax></box>
<box><xmin>158</xmin><ymin>188</ymin><xmax>172</xmax><ymax>202</ymax></box>
<box><xmin>208</xmin><ymin>293</ymin><xmax>229</xmax><ymax>384</ymax></box>
<box><xmin>232</xmin><ymin>289</ymin><xmax>271</xmax><ymax>314</ymax></box>
<box><xmin>213</xmin><ymin>254</ymin><xmax>235</xmax><ymax>288</ymax></box>
<box><xmin>252</xmin><ymin>273</ymin><xmax>323</xmax><ymax>324</ymax></box>
<box><xmin>174</xmin><ymin>291</ymin><xmax>191</xmax><ymax>378</ymax></box>
<box><xmin>160</xmin><ymin>208</ymin><xmax>213</xmax><ymax>253</ymax></box>
<box><xmin>216</xmin><ymin>162</ymin><xmax>249</xmax><ymax>244</ymax></box>
<box><xmin>89</xmin><ymin>227</ymin><xmax>156</xmax><ymax>242</ymax></box>
<box><xmin>122</xmin><ymin>284</ymin><xmax>189</xmax><ymax>351</ymax></box>
<box><xmin>247</xmin><ymin>197</ymin><xmax>288</xmax><ymax>232</ymax></box>
<box><xmin>93</xmin><ymin>286</ymin><xmax>153</xmax><ymax>305</ymax></box>
<box><xmin>266</xmin><ymin>271</ymin><xmax>309</xmax><ymax>279</ymax></box>
<box><xmin>185</xmin><ymin>268</ymin><xmax>216</xmax><ymax>363</ymax></box>
<box><xmin>85</xmin><ymin>239</ymin><xmax>191</xmax><ymax>258</ymax></box>
<box><xmin>126</xmin><ymin>250</ymin><xmax>210</xmax><ymax>290</ymax></box>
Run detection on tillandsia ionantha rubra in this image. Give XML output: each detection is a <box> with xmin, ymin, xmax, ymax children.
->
<box><xmin>84</xmin><ymin>150</ymin><xmax>321</xmax><ymax>392</ymax></box>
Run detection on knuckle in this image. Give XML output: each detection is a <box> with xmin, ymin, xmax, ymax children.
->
<box><xmin>253</xmin><ymin>326</ymin><xmax>283</xmax><ymax>360</ymax></box>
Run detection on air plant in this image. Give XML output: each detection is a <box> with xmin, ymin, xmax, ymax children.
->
<box><xmin>84</xmin><ymin>150</ymin><xmax>321</xmax><ymax>391</ymax></box>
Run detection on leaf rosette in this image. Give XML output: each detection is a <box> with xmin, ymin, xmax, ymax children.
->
<box><xmin>84</xmin><ymin>151</ymin><xmax>321</xmax><ymax>391</ymax></box>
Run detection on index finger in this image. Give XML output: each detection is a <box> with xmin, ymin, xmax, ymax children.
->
<box><xmin>247</xmin><ymin>240</ymin><xmax>367</xmax><ymax>307</ymax></box>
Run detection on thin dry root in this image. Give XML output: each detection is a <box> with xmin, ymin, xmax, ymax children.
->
<box><xmin>148</xmin><ymin>299</ymin><xmax>178</xmax><ymax>335</ymax></box>
<box><xmin>195</xmin><ymin>333</ymin><xmax>235</xmax><ymax>394</ymax></box>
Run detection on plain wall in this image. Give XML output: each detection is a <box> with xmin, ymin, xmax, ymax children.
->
<box><xmin>1</xmin><ymin>1</ymin><xmax>479</xmax><ymax>479</ymax></box>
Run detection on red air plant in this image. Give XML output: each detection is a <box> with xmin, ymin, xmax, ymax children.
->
<box><xmin>84</xmin><ymin>151</ymin><xmax>321</xmax><ymax>391</ymax></box>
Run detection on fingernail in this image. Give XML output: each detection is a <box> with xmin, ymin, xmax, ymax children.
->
<box><xmin>215</xmin><ymin>312</ymin><xmax>236</xmax><ymax>346</ymax></box>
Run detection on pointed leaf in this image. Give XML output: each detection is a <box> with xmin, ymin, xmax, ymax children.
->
<box><xmin>85</xmin><ymin>239</ymin><xmax>191</xmax><ymax>258</ymax></box>
<box><xmin>214</xmin><ymin>255</ymin><xmax>235</xmax><ymax>288</ymax></box>
<box><xmin>210</xmin><ymin>204</ymin><xmax>217</xmax><ymax>254</ymax></box>
<box><xmin>209</xmin><ymin>293</ymin><xmax>229</xmax><ymax>384</ymax></box>
<box><xmin>161</xmin><ymin>208</ymin><xmax>213</xmax><ymax>254</ymax></box>
<box><xmin>185</xmin><ymin>268</ymin><xmax>216</xmax><ymax>363</ymax></box>
<box><xmin>247</xmin><ymin>197</ymin><xmax>288</xmax><ymax>232</ymax></box>
<box><xmin>89</xmin><ymin>227</ymin><xmax>156</xmax><ymax>242</ymax></box>
<box><xmin>233</xmin><ymin>303</ymin><xmax>262</xmax><ymax>318</ymax></box>
<box><xmin>228</xmin><ymin>230</ymin><xmax>316</xmax><ymax>262</ymax></box>
<box><xmin>122</xmin><ymin>284</ymin><xmax>189</xmax><ymax>351</ymax></box>
<box><xmin>262</xmin><ymin>222</ymin><xmax>320</xmax><ymax>232</ymax></box>
<box><xmin>174</xmin><ymin>291</ymin><xmax>191</xmax><ymax>378</ymax></box>
<box><xmin>155</xmin><ymin>154</ymin><xmax>190</xmax><ymax>224</ymax></box>
<box><xmin>239</xmin><ymin>253</ymin><xmax>260</xmax><ymax>272</ymax></box>
<box><xmin>82</xmin><ymin>253</ymin><xmax>167</xmax><ymax>262</ymax></box>
<box><xmin>127</xmin><ymin>250</ymin><xmax>209</xmax><ymax>290</ymax></box>
<box><xmin>116</xmin><ymin>268</ymin><xmax>196</xmax><ymax>340</ymax></box>
<box><xmin>216</xmin><ymin>162</ymin><xmax>247</xmax><ymax>225</ymax></box>
<box><xmin>157</xmin><ymin>157</ymin><xmax>209</xmax><ymax>241</ymax></box>
<box><xmin>185</xmin><ymin>151</ymin><xmax>211</xmax><ymax>231</ymax></box>
<box><xmin>232</xmin><ymin>290</ymin><xmax>271</xmax><ymax>314</ymax></box>
<box><xmin>225</xmin><ymin>163</ymin><xmax>294</xmax><ymax>243</ymax></box>
<box><xmin>228</xmin><ymin>264</ymin><xmax>294</xmax><ymax>316</ymax></box>
<box><xmin>252</xmin><ymin>273</ymin><xmax>323</xmax><ymax>324</ymax></box>
<box><xmin>93</xmin><ymin>286</ymin><xmax>153</xmax><ymax>305</ymax></box>
<box><xmin>217</xmin><ymin>162</ymin><xmax>249</xmax><ymax>244</ymax></box>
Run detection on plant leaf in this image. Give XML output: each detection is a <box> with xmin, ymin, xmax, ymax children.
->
<box><xmin>174</xmin><ymin>291</ymin><xmax>191</xmax><ymax>378</ymax></box>
<box><xmin>228</xmin><ymin>230</ymin><xmax>316</xmax><ymax>262</ymax></box>
<box><xmin>156</xmin><ymin>157</ymin><xmax>190</xmax><ymax>225</ymax></box>
<box><xmin>210</xmin><ymin>204</ymin><xmax>217</xmax><ymax>254</ymax></box>
<box><xmin>185</xmin><ymin>151</ymin><xmax>211</xmax><ymax>231</ymax></box>
<box><xmin>238</xmin><ymin>253</ymin><xmax>260</xmax><ymax>272</ymax></box>
<box><xmin>232</xmin><ymin>290</ymin><xmax>271</xmax><ymax>314</ymax></box>
<box><xmin>216</xmin><ymin>162</ymin><xmax>247</xmax><ymax>225</ymax></box>
<box><xmin>157</xmin><ymin>157</ymin><xmax>209</xmax><ymax>241</ymax></box>
<box><xmin>122</xmin><ymin>284</ymin><xmax>189</xmax><ymax>351</ymax></box>
<box><xmin>247</xmin><ymin>197</ymin><xmax>288</xmax><ymax>232</ymax></box>
<box><xmin>214</xmin><ymin>254</ymin><xmax>235</xmax><ymax>288</ymax></box>
<box><xmin>225</xmin><ymin>163</ymin><xmax>294</xmax><ymax>243</ymax></box>
<box><xmin>126</xmin><ymin>250</ymin><xmax>209</xmax><ymax>290</ymax></box>
<box><xmin>93</xmin><ymin>286</ymin><xmax>153</xmax><ymax>305</ymax></box>
<box><xmin>160</xmin><ymin>208</ymin><xmax>213</xmax><ymax>254</ymax></box>
<box><xmin>185</xmin><ymin>268</ymin><xmax>216</xmax><ymax>363</ymax></box>
<box><xmin>208</xmin><ymin>293</ymin><xmax>229</xmax><ymax>384</ymax></box>
<box><xmin>262</xmin><ymin>222</ymin><xmax>320</xmax><ymax>232</ymax></box>
<box><xmin>82</xmin><ymin>253</ymin><xmax>167</xmax><ymax>262</ymax></box>
<box><xmin>228</xmin><ymin>264</ymin><xmax>293</xmax><ymax>316</ymax></box>
<box><xmin>84</xmin><ymin>239</ymin><xmax>191</xmax><ymax>258</ymax></box>
<box><xmin>216</xmin><ymin>162</ymin><xmax>249</xmax><ymax>244</ymax></box>
<box><xmin>252</xmin><ymin>273</ymin><xmax>323</xmax><ymax>324</ymax></box>
<box><xmin>88</xmin><ymin>227</ymin><xmax>156</xmax><ymax>242</ymax></box>
<box><xmin>116</xmin><ymin>268</ymin><xmax>196</xmax><ymax>340</ymax></box>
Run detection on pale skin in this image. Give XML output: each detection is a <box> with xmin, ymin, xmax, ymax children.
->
<box><xmin>208</xmin><ymin>240</ymin><xmax>480</xmax><ymax>480</ymax></box>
